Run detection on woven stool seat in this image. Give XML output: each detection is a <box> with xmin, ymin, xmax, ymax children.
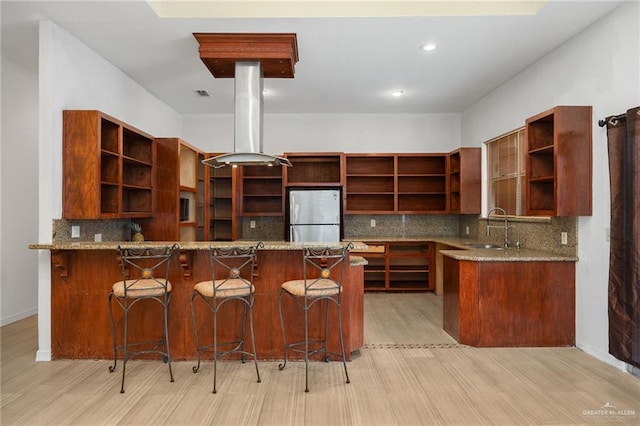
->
<box><xmin>191</xmin><ymin>243</ymin><xmax>264</xmax><ymax>394</ymax></box>
<box><xmin>112</xmin><ymin>279</ymin><xmax>173</xmax><ymax>298</ymax></box>
<box><xmin>194</xmin><ymin>279</ymin><xmax>254</xmax><ymax>298</ymax></box>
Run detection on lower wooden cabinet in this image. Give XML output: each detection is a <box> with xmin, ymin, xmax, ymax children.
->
<box><xmin>442</xmin><ymin>256</ymin><xmax>575</xmax><ymax>347</ymax></box>
<box><xmin>352</xmin><ymin>241</ymin><xmax>434</xmax><ymax>292</ymax></box>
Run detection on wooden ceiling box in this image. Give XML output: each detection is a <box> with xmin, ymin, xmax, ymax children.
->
<box><xmin>193</xmin><ymin>33</ymin><xmax>299</xmax><ymax>78</ymax></box>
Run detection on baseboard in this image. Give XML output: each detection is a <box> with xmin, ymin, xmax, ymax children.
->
<box><xmin>0</xmin><ymin>307</ymin><xmax>37</xmax><ymax>327</ymax></box>
<box><xmin>35</xmin><ymin>349</ymin><xmax>52</xmax><ymax>362</ymax></box>
<box><xmin>576</xmin><ymin>341</ymin><xmax>629</xmax><ymax>371</ymax></box>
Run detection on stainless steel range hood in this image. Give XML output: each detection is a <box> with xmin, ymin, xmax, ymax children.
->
<box><xmin>202</xmin><ymin>61</ymin><xmax>291</xmax><ymax>168</ymax></box>
<box><xmin>194</xmin><ymin>33</ymin><xmax>297</xmax><ymax>168</ymax></box>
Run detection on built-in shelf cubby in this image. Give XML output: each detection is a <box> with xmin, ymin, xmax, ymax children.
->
<box><xmin>240</xmin><ymin>166</ymin><xmax>284</xmax><ymax>216</ymax></box>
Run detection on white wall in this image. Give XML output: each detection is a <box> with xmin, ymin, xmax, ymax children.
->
<box><xmin>183</xmin><ymin>113</ymin><xmax>462</xmax><ymax>154</ymax></box>
<box><xmin>1</xmin><ymin>43</ymin><xmax>40</xmax><ymax>326</ymax></box>
<box><xmin>462</xmin><ymin>1</ymin><xmax>640</xmax><ymax>370</ymax></box>
<box><xmin>34</xmin><ymin>21</ymin><xmax>183</xmax><ymax>360</ymax></box>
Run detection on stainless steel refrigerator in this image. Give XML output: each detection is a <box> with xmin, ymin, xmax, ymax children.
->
<box><xmin>287</xmin><ymin>188</ymin><xmax>342</xmax><ymax>242</ymax></box>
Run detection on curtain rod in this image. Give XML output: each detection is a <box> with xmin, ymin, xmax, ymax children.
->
<box><xmin>598</xmin><ymin>113</ymin><xmax>626</xmax><ymax>127</ymax></box>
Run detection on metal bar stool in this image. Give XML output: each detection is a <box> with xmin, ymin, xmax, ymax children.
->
<box><xmin>108</xmin><ymin>243</ymin><xmax>179</xmax><ymax>393</ymax></box>
<box><xmin>278</xmin><ymin>243</ymin><xmax>353</xmax><ymax>392</ymax></box>
<box><xmin>191</xmin><ymin>242</ymin><xmax>263</xmax><ymax>393</ymax></box>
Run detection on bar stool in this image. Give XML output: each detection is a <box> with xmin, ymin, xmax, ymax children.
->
<box><xmin>191</xmin><ymin>242</ymin><xmax>263</xmax><ymax>394</ymax></box>
<box><xmin>278</xmin><ymin>244</ymin><xmax>352</xmax><ymax>392</ymax></box>
<box><xmin>108</xmin><ymin>243</ymin><xmax>179</xmax><ymax>393</ymax></box>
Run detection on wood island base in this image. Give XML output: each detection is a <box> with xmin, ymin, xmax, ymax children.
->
<box><xmin>48</xmin><ymin>244</ymin><xmax>364</xmax><ymax>361</ymax></box>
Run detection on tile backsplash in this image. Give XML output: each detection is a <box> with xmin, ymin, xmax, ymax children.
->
<box><xmin>53</xmin><ymin>219</ymin><xmax>132</xmax><ymax>242</ymax></box>
<box><xmin>54</xmin><ymin>214</ymin><xmax>577</xmax><ymax>257</ymax></box>
<box><xmin>344</xmin><ymin>214</ymin><xmax>460</xmax><ymax>239</ymax></box>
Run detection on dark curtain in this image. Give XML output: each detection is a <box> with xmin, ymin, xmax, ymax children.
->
<box><xmin>606</xmin><ymin>106</ymin><xmax>640</xmax><ymax>368</ymax></box>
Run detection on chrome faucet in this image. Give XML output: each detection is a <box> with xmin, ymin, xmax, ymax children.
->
<box><xmin>486</xmin><ymin>207</ymin><xmax>509</xmax><ymax>248</ymax></box>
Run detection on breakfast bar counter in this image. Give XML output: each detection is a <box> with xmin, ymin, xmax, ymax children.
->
<box><xmin>29</xmin><ymin>241</ymin><xmax>367</xmax><ymax>360</ymax></box>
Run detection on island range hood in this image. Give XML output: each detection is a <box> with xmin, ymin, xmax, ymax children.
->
<box><xmin>193</xmin><ymin>33</ymin><xmax>299</xmax><ymax>168</ymax></box>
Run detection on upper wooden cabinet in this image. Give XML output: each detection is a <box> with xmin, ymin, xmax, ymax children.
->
<box><xmin>448</xmin><ymin>148</ymin><xmax>481</xmax><ymax>214</ymax></box>
<box><xmin>239</xmin><ymin>165</ymin><xmax>284</xmax><ymax>216</ymax></box>
<box><xmin>397</xmin><ymin>154</ymin><xmax>447</xmax><ymax>213</ymax></box>
<box><xmin>283</xmin><ymin>153</ymin><xmax>343</xmax><ymax>186</ymax></box>
<box><xmin>525</xmin><ymin>106</ymin><xmax>592</xmax><ymax>216</ymax></box>
<box><xmin>344</xmin><ymin>154</ymin><xmax>395</xmax><ymax>213</ymax></box>
<box><xmin>344</xmin><ymin>154</ymin><xmax>448</xmax><ymax>214</ymax></box>
<box><xmin>144</xmin><ymin>138</ymin><xmax>204</xmax><ymax>241</ymax></box>
<box><xmin>207</xmin><ymin>156</ymin><xmax>238</xmax><ymax>241</ymax></box>
<box><xmin>63</xmin><ymin>110</ymin><xmax>154</xmax><ymax>219</ymax></box>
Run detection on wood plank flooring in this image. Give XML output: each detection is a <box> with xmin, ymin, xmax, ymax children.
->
<box><xmin>2</xmin><ymin>293</ymin><xmax>639</xmax><ymax>425</ymax></box>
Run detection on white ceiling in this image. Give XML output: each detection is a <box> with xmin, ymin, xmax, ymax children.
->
<box><xmin>1</xmin><ymin>0</ymin><xmax>623</xmax><ymax>114</ymax></box>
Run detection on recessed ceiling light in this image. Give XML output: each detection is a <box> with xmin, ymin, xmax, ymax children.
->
<box><xmin>392</xmin><ymin>90</ymin><xmax>404</xmax><ymax>97</ymax></box>
<box><xmin>420</xmin><ymin>43</ymin><xmax>437</xmax><ymax>51</ymax></box>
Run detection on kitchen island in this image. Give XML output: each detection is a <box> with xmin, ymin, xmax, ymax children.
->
<box><xmin>29</xmin><ymin>241</ymin><xmax>367</xmax><ymax>360</ymax></box>
<box><xmin>352</xmin><ymin>236</ymin><xmax>578</xmax><ymax>347</ymax></box>
<box><xmin>439</xmin><ymin>245</ymin><xmax>577</xmax><ymax>347</ymax></box>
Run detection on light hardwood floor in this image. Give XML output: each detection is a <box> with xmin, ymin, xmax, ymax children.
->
<box><xmin>2</xmin><ymin>293</ymin><xmax>639</xmax><ymax>425</ymax></box>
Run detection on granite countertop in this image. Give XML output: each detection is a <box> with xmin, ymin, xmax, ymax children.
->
<box><xmin>352</xmin><ymin>236</ymin><xmax>577</xmax><ymax>262</ymax></box>
<box><xmin>29</xmin><ymin>240</ymin><xmax>369</xmax><ymax>267</ymax></box>
<box><xmin>29</xmin><ymin>237</ymin><xmax>576</xmax><ymax>262</ymax></box>
<box><xmin>29</xmin><ymin>240</ymin><xmax>369</xmax><ymax>252</ymax></box>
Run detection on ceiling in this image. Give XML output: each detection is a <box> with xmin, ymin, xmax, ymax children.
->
<box><xmin>1</xmin><ymin>1</ymin><xmax>623</xmax><ymax>114</ymax></box>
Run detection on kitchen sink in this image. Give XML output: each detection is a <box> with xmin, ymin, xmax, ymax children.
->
<box><xmin>462</xmin><ymin>243</ymin><xmax>504</xmax><ymax>250</ymax></box>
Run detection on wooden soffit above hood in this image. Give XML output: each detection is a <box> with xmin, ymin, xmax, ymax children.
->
<box><xmin>193</xmin><ymin>33</ymin><xmax>299</xmax><ymax>78</ymax></box>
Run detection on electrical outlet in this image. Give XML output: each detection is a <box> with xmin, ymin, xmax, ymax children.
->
<box><xmin>465</xmin><ymin>226</ymin><xmax>470</xmax><ymax>235</ymax></box>
<box><xmin>94</xmin><ymin>233</ymin><xmax>102</xmax><ymax>242</ymax></box>
<box><xmin>71</xmin><ymin>226</ymin><xmax>80</xmax><ymax>238</ymax></box>
<box><xmin>370</xmin><ymin>219</ymin><xmax>376</xmax><ymax>227</ymax></box>
<box><xmin>561</xmin><ymin>232</ymin><xmax>568</xmax><ymax>245</ymax></box>
<box><xmin>250</xmin><ymin>220</ymin><xmax>256</xmax><ymax>229</ymax></box>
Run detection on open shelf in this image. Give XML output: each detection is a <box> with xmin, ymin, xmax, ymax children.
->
<box><xmin>352</xmin><ymin>242</ymin><xmax>434</xmax><ymax>292</ymax></box>
<box><xmin>447</xmin><ymin>148</ymin><xmax>480</xmax><ymax>214</ymax></box>
<box><xmin>284</xmin><ymin>153</ymin><xmax>342</xmax><ymax>185</ymax></box>
<box><xmin>63</xmin><ymin>110</ymin><xmax>155</xmax><ymax>219</ymax></box>
<box><xmin>525</xmin><ymin>106</ymin><xmax>592</xmax><ymax>216</ymax></box>
<box><xmin>240</xmin><ymin>166</ymin><xmax>284</xmax><ymax>216</ymax></box>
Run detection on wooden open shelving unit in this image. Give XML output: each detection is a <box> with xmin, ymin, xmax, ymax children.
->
<box><xmin>448</xmin><ymin>148</ymin><xmax>481</xmax><ymax>214</ymax></box>
<box><xmin>63</xmin><ymin>110</ymin><xmax>154</xmax><ymax>219</ymax></box>
<box><xmin>344</xmin><ymin>154</ymin><xmax>449</xmax><ymax>214</ymax></box>
<box><xmin>207</xmin><ymin>159</ymin><xmax>237</xmax><ymax>240</ymax></box>
<box><xmin>283</xmin><ymin>153</ymin><xmax>343</xmax><ymax>186</ymax></box>
<box><xmin>144</xmin><ymin>138</ymin><xmax>204</xmax><ymax>241</ymax></box>
<box><xmin>352</xmin><ymin>241</ymin><xmax>434</xmax><ymax>292</ymax></box>
<box><xmin>239</xmin><ymin>165</ymin><xmax>285</xmax><ymax>216</ymax></box>
<box><xmin>397</xmin><ymin>154</ymin><xmax>448</xmax><ymax>213</ymax></box>
<box><xmin>344</xmin><ymin>155</ymin><xmax>395</xmax><ymax>213</ymax></box>
<box><xmin>525</xmin><ymin>105</ymin><xmax>592</xmax><ymax>216</ymax></box>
